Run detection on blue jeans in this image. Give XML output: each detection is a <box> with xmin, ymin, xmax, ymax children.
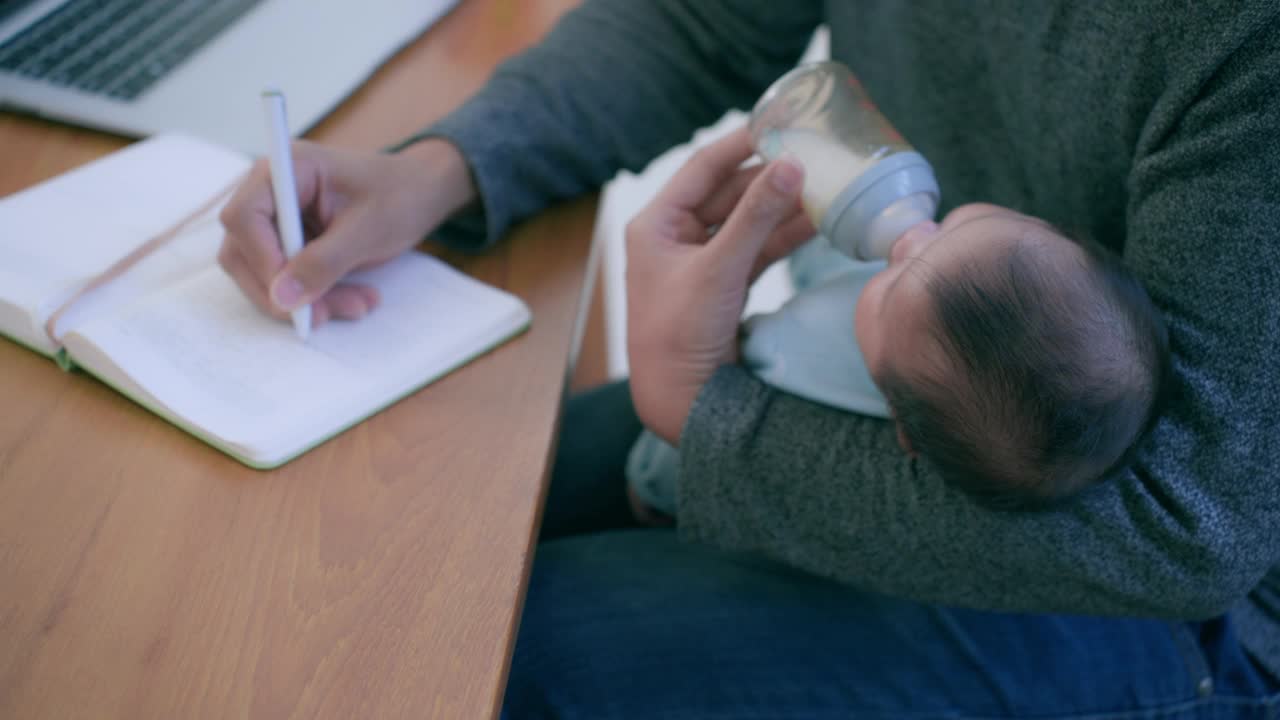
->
<box><xmin>504</xmin><ymin>381</ymin><xmax>1280</xmax><ymax>719</ymax></box>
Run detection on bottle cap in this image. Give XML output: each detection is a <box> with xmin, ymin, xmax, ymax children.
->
<box><xmin>821</xmin><ymin>152</ymin><xmax>940</xmax><ymax>260</ymax></box>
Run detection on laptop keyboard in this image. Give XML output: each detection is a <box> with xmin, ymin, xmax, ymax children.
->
<box><xmin>0</xmin><ymin>0</ymin><xmax>263</xmax><ymax>101</ymax></box>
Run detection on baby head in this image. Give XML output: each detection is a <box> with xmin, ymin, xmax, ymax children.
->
<box><xmin>855</xmin><ymin>203</ymin><xmax>1170</xmax><ymax>508</ymax></box>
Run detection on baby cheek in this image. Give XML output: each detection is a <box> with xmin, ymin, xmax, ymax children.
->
<box><xmin>854</xmin><ymin>283</ymin><xmax>881</xmax><ymax>370</ymax></box>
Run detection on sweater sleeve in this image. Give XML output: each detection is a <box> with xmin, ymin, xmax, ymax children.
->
<box><xmin>396</xmin><ymin>0</ymin><xmax>823</xmax><ymax>251</ymax></box>
<box><xmin>677</xmin><ymin>20</ymin><xmax>1280</xmax><ymax>619</ymax></box>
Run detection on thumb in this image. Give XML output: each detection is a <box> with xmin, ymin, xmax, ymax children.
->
<box><xmin>707</xmin><ymin>157</ymin><xmax>804</xmax><ymax>272</ymax></box>
<box><xmin>269</xmin><ymin>223</ymin><xmax>361</xmax><ymax>311</ymax></box>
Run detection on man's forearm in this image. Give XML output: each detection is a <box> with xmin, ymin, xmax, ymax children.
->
<box><xmin>678</xmin><ymin>366</ymin><xmax>1265</xmax><ymax>620</ymax></box>
<box><xmin>393</xmin><ymin>138</ymin><xmax>477</xmax><ymax>240</ymax></box>
<box><xmin>399</xmin><ymin>0</ymin><xmax>824</xmax><ymax>250</ymax></box>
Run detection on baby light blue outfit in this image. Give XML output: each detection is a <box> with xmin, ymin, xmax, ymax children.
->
<box><xmin>627</xmin><ymin>238</ymin><xmax>889</xmax><ymax>514</ymax></box>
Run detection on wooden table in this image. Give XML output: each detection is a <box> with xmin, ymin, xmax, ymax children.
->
<box><xmin>0</xmin><ymin>0</ymin><xmax>595</xmax><ymax>717</ymax></box>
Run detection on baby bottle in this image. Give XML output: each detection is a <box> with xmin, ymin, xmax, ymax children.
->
<box><xmin>749</xmin><ymin>61</ymin><xmax>940</xmax><ymax>261</ymax></box>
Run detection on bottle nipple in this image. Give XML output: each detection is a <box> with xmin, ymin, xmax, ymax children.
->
<box><xmin>861</xmin><ymin>193</ymin><xmax>938</xmax><ymax>261</ymax></box>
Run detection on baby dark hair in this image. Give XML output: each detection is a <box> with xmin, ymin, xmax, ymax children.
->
<box><xmin>878</xmin><ymin>233</ymin><xmax>1170</xmax><ymax>509</ymax></box>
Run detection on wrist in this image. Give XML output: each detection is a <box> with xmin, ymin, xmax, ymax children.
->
<box><xmin>630</xmin><ymin>368</ymin><xmax>700</xmax><ymax>447</ymax></box>
<box><xmin>394</xmin><ymin>137</ymin><xmax>477</xmax><ymax>237</ymax></box>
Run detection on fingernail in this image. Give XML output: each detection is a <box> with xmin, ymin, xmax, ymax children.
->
<box><xmin>271</xmin><ymin>274</ymin><xmax>304</xmax><ymax>310</ymax></box>
<box><xmin>771</xmin><ymin>156</ymin><xmax>803</xmax><ymax>194</ymax></box>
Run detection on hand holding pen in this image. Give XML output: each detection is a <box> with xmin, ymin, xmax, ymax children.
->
<box><xmin>218</xmin><ymin>96</ymin><xmax>476</xmax><ymax>333</ymax></box>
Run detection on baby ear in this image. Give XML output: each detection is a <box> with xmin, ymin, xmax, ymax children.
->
<box><xmin>894</xmin><ymin>419</ymin><xmax>917</xmax><ymax>457</ymax></box>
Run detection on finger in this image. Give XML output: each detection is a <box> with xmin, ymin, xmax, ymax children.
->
<box><xmin>217</xmin><ymin>239</ymin><xmax>287</xmax><ymax>320</ymax></box>
<box><xmin>269</xmin><ymin>215</ymin><xmax>366</xmax><ymax>312</ymax></box>
<box><xmin>218</xmin><ymin>158</ymin><xmax>287</xmax><ymax>285</ymax></box>
<box><xmin>292</xmin><ymin>141</ymin><xmax>344</xmax><ymax>232</ymax></box>
<box><xmin>311</xmin><ymin>301</ymin><xmax>331</xmax><ymax>328</ymax></box>
<box><xmin>695</xmin><ymin>163</ymin><xmax>765</xmax><ymax>227</ymax></box>
<box><xmin>220</xmin><ymin>230</ymin><xmax>371</xmax><ymax>330</ymax></box>
<box><xmin>223</xmin><ymin>144</ymin><xmax>345</xmax><ymax>311</ymax></box>
<box><xmin>748</xmin><ymin>209</ymin><xmax>817</xmax><ymax>283</ymax></box>
<box><xmin>654</xmin><ymin>127</ymin><xmax>755</xmax><ymax>211</ymax></box>
<box><xmin>626</xmin><ymin>203</ymin><xmax>708</xmax><ymax>255</ymax></box>
<box><xmin>706</xmin><ymin>157</ymin><xmax>805</xmax><ymax>275</ymax></box>
<box><xmin>318</xmin><ymin>284</ymin><xmax>381</xmax><ymax>321</ymax></box>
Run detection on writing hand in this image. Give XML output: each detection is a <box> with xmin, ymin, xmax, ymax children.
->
<box><xmin>218</xmin><ymin>139</ymin><xmax>475</xmax><ymax>326</ymax></box>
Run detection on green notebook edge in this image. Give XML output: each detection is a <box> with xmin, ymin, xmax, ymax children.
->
<box><xmin>0</xmin><ymin>327</ymin><xmax>66</xmax><ymax>364</ymax></box>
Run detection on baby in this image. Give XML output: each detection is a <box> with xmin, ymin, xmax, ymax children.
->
<box><xmin>627</xmin><ymin>203</ymin><xmax>1170</xmax><ymax>513</ymax></box>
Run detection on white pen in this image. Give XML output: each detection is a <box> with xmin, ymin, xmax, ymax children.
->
<box><xmin>260</xmin><ymin>88</ymin><xmax>311</xmax><ymax>341</ymax></box>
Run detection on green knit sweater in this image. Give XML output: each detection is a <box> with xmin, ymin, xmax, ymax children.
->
<box><xmin>411</xmin><ymin>0</ymin><xmax>1280</xmax><ymax>677</ymax></box>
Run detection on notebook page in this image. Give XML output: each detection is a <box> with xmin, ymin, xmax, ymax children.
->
<box><xmin>49</xmin><ymin>217</ymin><xmax>224</xmax><ymax>341</ymax></box>
<box><xmin>62</xmin><ymin>252</ymin><xmax>531</xmax><ymax>466</ymax></box>
<box><xmin>0</xmin><ymin>134</ymin><xmax>248</xmax><ymax>348</ymax></box>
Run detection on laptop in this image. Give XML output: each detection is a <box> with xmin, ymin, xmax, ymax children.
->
<box><xmin>0</xmin><ymin>0</ymin><xmax>460</xmax><ymax>153</ymax></box>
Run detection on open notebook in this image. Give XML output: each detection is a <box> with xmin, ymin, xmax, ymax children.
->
<box><xmin>0</xmin><ymin>134</ymin><xmax>531</xmax><ymax>468</ymax></box>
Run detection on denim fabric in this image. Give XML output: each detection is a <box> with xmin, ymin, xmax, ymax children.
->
<box><xmin>507</xmin><ymin>531</ymin><xmax>1279</xmax><ymax>719</ymax></box>
<box><xmin>503</xmin><ymin>382</ymin><xmax>1280</xmax><ymax>719</ymax></box>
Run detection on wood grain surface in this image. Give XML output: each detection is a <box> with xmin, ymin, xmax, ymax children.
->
<box><xmin>0</xmin><ymin>0</ymin><xmax>595</xmax><ymax>717</ymax></box>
